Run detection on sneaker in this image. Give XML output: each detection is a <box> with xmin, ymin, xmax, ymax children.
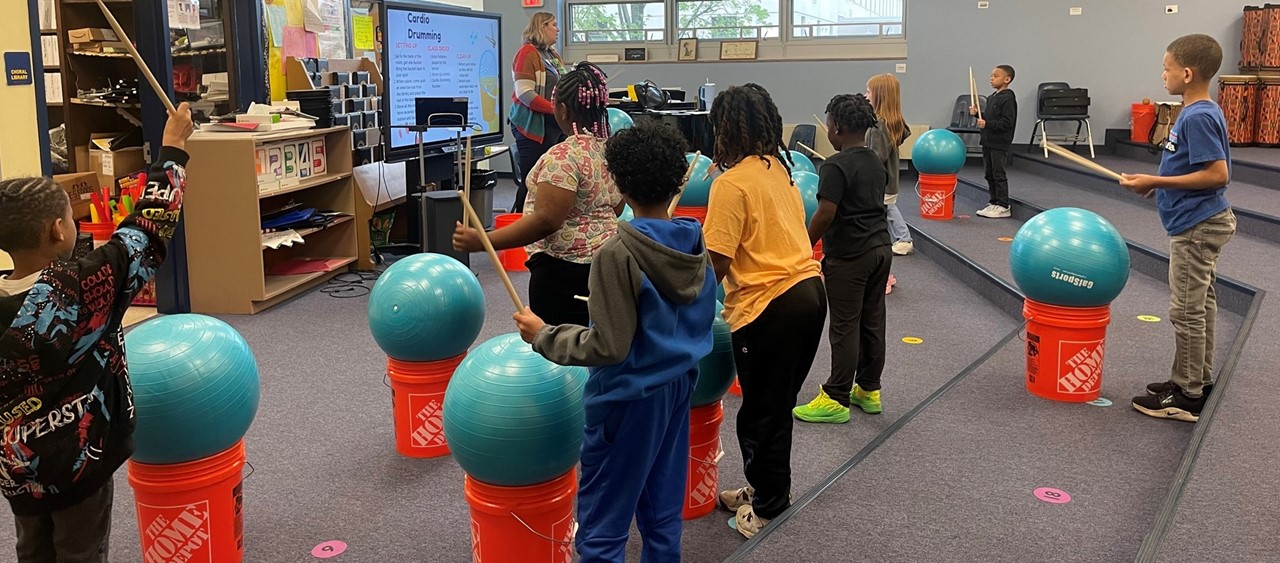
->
<box><xmin>1146</xmin><ymin>380</ymin><xmax>1215</xmax><ymax>397</ymax></box>
<box><xmin>719</xmin><ymin>486</ymin><xmax>754</xmax><ymax>512</ymax></box>
<box><xmin>1132</xmin><ymin>389</ymin><xmax>1206</xmax><ymax>422</ymax></box>
<box><xmin>793</xmin><ymin>389</ymin><xmax>850</xmax><ymax>423</ymax></box>
<box><xmin>850</xmin><ymin>384</ymin><xmax>883</xmax><ymax>414</ymax></box>
<box><xmin>886</xmin><ymin>274</ymin><xmax>897</xmax><ymax>295</ymax></box>
<box><xmin>892</xmin><ymin>241</ymin><xmax>914</xmax><ymax>256</ymax></box>
<box><xmin>734</xmin><ymin>505</ymin><xmax>770</xmax><ymax>539</ymax></box>
<box><xmin>976</xmin><ymin>204</ymin><xmax>1012</xmax><ymax>218</ymax></box>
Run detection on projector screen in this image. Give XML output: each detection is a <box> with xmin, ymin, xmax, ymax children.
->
<box><xmin>383</xmin><ymin>2</ymin><xmax>503</xmax><ymax>158</ymax></box>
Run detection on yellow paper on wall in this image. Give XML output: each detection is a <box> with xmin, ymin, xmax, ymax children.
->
<box><xmin>284</xmin><ymin>0</ymin><xmax>303</xmax><ymax>27</ymax></box>
<box><xmin>352</xmin><ymin>15</ymin><xmax>373</xmax><ymax>50</ymax></box>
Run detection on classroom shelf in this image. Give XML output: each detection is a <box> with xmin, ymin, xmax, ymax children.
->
<box><xmin>259</xmin><ymin>171</ymin><xmax>352</xmax><ymax>199</ymax></box>
<box><xmin>292</xmin><ymin>215</ymin><xmax>355</xmax><ymax>239</ymax></box>
<box><xmin>69</xmin><ymin>97</ymin><xmax>141</xmax><ymax>109</ymax></box>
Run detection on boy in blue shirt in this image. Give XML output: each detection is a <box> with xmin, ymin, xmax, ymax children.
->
<box><xmin>515</xmin><ymin>120</ymin><xmax>716</xmax><ymax>561</ymax></box>
<box><xmin>1121</xmin><ymin>34</ymin><xmax>1234</xmax><ymax>423</ymax></box>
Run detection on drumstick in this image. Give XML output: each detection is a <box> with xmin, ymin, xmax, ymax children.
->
<box><xmin>797</xmin><ymin>142</ymin><xmax>829</xmax><ymax>159</ymax></box>
<box><xmin>463</xmin><ymin>130</ymin><xmax>473</xmax><ymax>202</ymax></box>
<box><xmin>458</xmin><ymin>192</ymin><xmax>525</xmax><ymax>311</ymax></box>
<box><xmin>969</xmin><ymin>67</ymin><xmax>982</xmax><ymax>120</ymax></box>
<box><xmin>1043</xmin><ymin>141</ymin><xmax>1123</xmax><ymax>181</ymax></box>
<box><xmin>667</xmin><ymin>151</ymin><xmax>702</xmax><ymax>216</ymax></box>
<box><xmin>94</xmin><ymin>0</ymin><xmax>177</xmax><ymax>114</ymax></box>
<box><xmin>812</xmin><ymin>113</ymin><xmax>829</xmax><ymax>133</ymax></box>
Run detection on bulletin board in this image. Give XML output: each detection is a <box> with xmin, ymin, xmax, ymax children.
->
<box><xmin>263</xmin><ymin>0</ymin><xmax>349</xmax><ymax>100</ymax></box>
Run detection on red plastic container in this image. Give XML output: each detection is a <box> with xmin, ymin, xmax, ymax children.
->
<box><xmin>916</xmin><ymin>173</ymin><xmax>957</xmax><ymax>221</ymax></box>
<box><xmin>1023</xmin><ymin>299</ymin><xmax>1111</xmax><ymax>402</ymax></box>
<box><xmin>464</xmin><ymin>470</ymin><xmax>577</xmax><ymax>563</ymax></box>
<box><xmin>494</xmin><ymin>213</ymin><xmax>528</xmax><ymax>272</ymax></box>
<box><xmin>673</xmin><ymin>205</ymin><xmax>708</xmax><ymax>224</ymax></box>
<box><xmin>684</xmin><ymin>401</ymin><xmax>724</xmax><ymax>520</ymax></box>
<box><xmin>128</xmin><ymin>440</ymin><xmax>247</xmax><ymax>563</ymax></box>
<box><xmin>387</xmin><ymin>355</ymin><xmax>464</xmax><ymax>458</ymax></box>
<box><xmin>1130</xmin><ymin>103</ymin><xmax>1157</xmax><ymax>143</ymax></box>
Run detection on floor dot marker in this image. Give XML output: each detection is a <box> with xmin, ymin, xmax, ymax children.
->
<box><xmin>997</xmin><ymin>236</ymin><xmax>1013</xmax><ymax>242</ymax></box>
<box><xmin>728</xmin><ymin>516</ymin><xmax>737</xmax><ymax>530</ymax></box>
<box><xmin>902</xmin><ymin>337</ymin><xmax>924</xmax><ymax>345</ymax></box>
<box><xmin>959</xmin><ymin>214</ymin><xmax>972</xmax><ymax>219</ymax></box>
<box><xmin>1087</xmin><ymin>397</ymin><xmax>1112</xmax><ymax>407</ymax></box>
<box><xmin>1137</xmin><ymin>315</ymin><xmax>1162</xmax><ymax>323</ymax></box>
<box><xmin>312</xmin><ymin>541</ymin><xmax>348</xmax><ymax>559</ymax></box>
<box><xmin>1034</xmin><ymin>487</ymin><xmax>1071</xmax><ymax>504</ymax></box>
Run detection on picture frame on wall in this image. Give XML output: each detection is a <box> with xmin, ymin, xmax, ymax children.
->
<box><xmin>678</xmin><ymin>38</ymin><xmax>698</xmax><ymax>61</ymax></box>
<box><xmin>719</xmin><ymin>40</ymin><xmax>758</xmax><ymax>61</ymax></box>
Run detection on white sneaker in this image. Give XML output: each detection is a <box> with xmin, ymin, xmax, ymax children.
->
<box><xmin>976</xmin><ymin>205</ymin><xmax>1011</xmax><ymax>218</ymax></box>
<box><xmin>719</xmin><ymin>486</ymin><xmax>754</xmax><ymax>511</ymax></box>
<box><xmin>734</xmin><ymin>504</ymin><xmax>771</xmax><ymax>539</ymax></box>
<box><xmin>891</xmin><ymin>241</ymin><xmax>914</xmax><ymax>256</ymax></box>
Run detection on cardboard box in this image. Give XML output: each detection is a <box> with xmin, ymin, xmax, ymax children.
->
<box><xmin>53</xmin><ymin>172</ymin><xmax>101</xmax><ymax>219</ymax></box>
<box><xmin>67</xmin><ymin>28</ymin><xmax>118</xmax><ymax>44</ymax></box>
<box><xmin>89</xmin><ymin>147</ymin><xmax>145</xmax><ymax>192</ymax></box>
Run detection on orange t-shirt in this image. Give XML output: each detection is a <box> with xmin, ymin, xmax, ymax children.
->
<box><xmin>703</xmin><ymin>155</ymin><xmax>823</xmax><ymax>331</ymax></box>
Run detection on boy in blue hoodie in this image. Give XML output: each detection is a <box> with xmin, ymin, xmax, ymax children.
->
<box><xmin>515</xmin><ymin>120</ymin><xmax>716</xmax><ymax>562</ymax></box>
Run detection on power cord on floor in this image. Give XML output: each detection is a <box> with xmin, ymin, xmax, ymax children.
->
<box><xmin>321</xmin><ymin>269</ymin><xmax>383</xmax><ymax>299</ymax></box>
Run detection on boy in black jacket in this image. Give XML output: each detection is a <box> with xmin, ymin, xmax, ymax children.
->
<box><xmin>0</xmin><ymin>103</ymin><xmax>192</xmax><ymax>562</ymax></box>
<box><xmin>971</xmin><ymin>64</ymin><xmax>1017</xmax><ymax>218</ymax></box>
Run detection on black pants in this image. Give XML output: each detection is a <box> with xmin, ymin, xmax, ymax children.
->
<box><xmin>983</xmin><ymin>147</ymin><xmax>1009</xmax><ymax>207</ymax></box>
<box><xmin>511</xmin><ymin>121</ymin><xmax>563</xmax><ymax>213</ymax></box>
<box><xmin>820</xmin><ymin>247</ymin><xmax>892</xmax><ymax>405</ymax></box>
<box><xmin>527</xmin><ymin>252</ymin><xmax>591</xmax><ymax>327</ymax></box>
<box><xmin>14</xmin><ymin>480</ymin><xmax>113</xmax><ymax>563</ymax></box>
<box><xmin>732</xmin><ymin>277</ymin><xmax>827</xmax><ymax>520</ymax></box>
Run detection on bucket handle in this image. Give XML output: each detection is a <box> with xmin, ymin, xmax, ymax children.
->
<box><xmin>690</xmin><ymin>448</ymin><xmax>726</xmax><ymax>465</ymax></box>
<box><xmin>243</xmin><ymin>460</ymin><xmax>256</xmax><ymax>481</ymax></box>
<box><xmin>510</xmin><ymin>512</ymin><xmax>577</xmax><ymax>545</ymax></box>
<box><xmin>913</xmin><ymin>180</ymin><xmax>957</xmax><ymax>202</ymax></box>
<box><xmin>383</xmin><ymin>372</ymin><xmax>391</xmax><ymax>389</ymax></box>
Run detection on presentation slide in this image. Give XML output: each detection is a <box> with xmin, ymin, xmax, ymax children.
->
<box><xmin>385</xmin><ymin>8</ymin><xmax>501</xmax><ymax>150</ymax></box>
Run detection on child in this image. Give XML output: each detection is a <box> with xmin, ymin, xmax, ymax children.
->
<box><xmin>793</xmin><ymin>94</ymin><xmax>892</xmax><ymax>424</ymax></box>
<box><xmin>866</xmin><ymin>74</ymin><xmax>913</xmax><ymax>297</ymax></box>
<box><xmin>971</xmin><ymin>65</ymin><xmax>1018</xmax><ymax>218</ymax></box>
<box><xmin>702</xmin><ymin>84</ymin><xmax>827</xmax><ymax>539</ymax></box>
<box><xmin>513</xmin><ymin>120</ymin><xmax>715</xmax><ymax>562</ymax></box>
<box><xmin>455</xmin><ymin>61</ymin><xmax>622</xmax><ymax>327</ymax></box>
<box><xmin>1121</xmin><ymin>34</ymin><xmax>1234</xmax><ymax>423</ymax></box>
<box><xmin>0</xmin><ymin>103</ymin><xmax>193</xmax><ymax>562</ymax></box>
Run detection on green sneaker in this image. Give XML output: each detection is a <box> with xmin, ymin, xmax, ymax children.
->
<box><xmin>851</xmin><ymin>385</ymin><xmax>883</xmax><ymax>414</ymax></box>
<box><xmin>793</xmin><ymin>390</ymin><xmax>850</xmax><ymax>423</ymax></box>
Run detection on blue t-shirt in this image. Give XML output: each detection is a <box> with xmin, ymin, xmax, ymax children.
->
<box><xmin>1155</xmin><ymin>100</ymin><xmax>1231</xmax><ymax>236</ymax></box>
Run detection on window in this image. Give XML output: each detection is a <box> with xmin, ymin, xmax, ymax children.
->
<box><xmin>791</xmin><ymin>0</ymin><xmax>904</xmax><ymax>39</ymax></box>
<box><xmin>568</xmin><ymin>2</ymin><xmax>667</xmax><ymax>43</ymax></box>
<box><xmin>677</xmin><ymin>0</ymin><xmax>780</xmax><ymax>40</ymax></box>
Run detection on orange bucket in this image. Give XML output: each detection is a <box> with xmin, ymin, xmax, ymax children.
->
<box><xmin>494</xmin><ymin>213</ymin><xmax>528</xmax><ymax>272</ymax></box>
<box><xmin>684</xmin><ymin>401</ymin><xmax>724</xmax><ymax>520</ymax></box>
<box><xmin>464</xmin><ymin>470</ymin><xmax>578</xmax><ymax>563</ymax></box>
<box><xmin>388</xmin><ymin>355</ymin><xmax>463</xmax><ymax>458</ymax></box>
<box><xmin>127</xmin><ymin>440</ymin><xmax>247</xmax><ymax>563</ymax></box>
<box><xmin>728</xmin><ymin>378</ymin><xmax>741</xmax><ymax>397</ymax></box>
<box><xmin>1023</xmin><ymin>299</ymin><xmax>1110</xmax><ymax>402</ymax></box>
<box><xmin>1131</xmin><ymin>103</ymin><xmax>1157</xmax><ymax>143</ymax></box>
<box><xmin>916</xmin><ymin>173</ymin><xmax>956</xmax><ymax>221</ymax></box>
<box><xmin>674</xmin><ymin>205</ymin><xmax>708</xmax><ymax>224</ymax></box>
<box><xmin>79</xmin><ymin>221</ymin><xmax>116</xmax><ymax>241</ymax></box>
<box><xmin>812</xmin><ymin>240</ymin><xmax>824</xmax><ymax>262</ymax></box>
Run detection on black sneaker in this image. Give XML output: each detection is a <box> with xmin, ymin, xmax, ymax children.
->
<box><xmin>1132</xmin><ymin>389</ymin><xmax>1206</xmax><ymax>422</ymax></box>
<box><xmin>1146</xmin><ymin>381</ymin><xmax>1214</xmax><ymax>396</ymax></box>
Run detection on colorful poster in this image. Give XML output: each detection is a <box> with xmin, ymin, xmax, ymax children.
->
<box><xmin>352</xmin><ymin>14</ymin><xmax>374</xmax><ymax>50</ymax></box>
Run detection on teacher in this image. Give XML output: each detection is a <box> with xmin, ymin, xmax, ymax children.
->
<box><xmin>510</xmin><ymin>11</ymin><xmax>568</xmax><ymax>213</ymax></box>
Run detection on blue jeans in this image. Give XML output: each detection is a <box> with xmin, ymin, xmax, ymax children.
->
<box><xmin>886</xmin><ymin>202</ymin><xmax>911</xmax><ymax>243</ymax></box>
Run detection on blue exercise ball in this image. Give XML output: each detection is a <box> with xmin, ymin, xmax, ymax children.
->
<box><xmin>680</xmin><ymin>153</ymin><xmax>716</xmax><ymax>206</ymax></box>
<box><xmin>443</xmin><ymin>334</ymin><xmax>588</xmax><ymax>486</ymax></box>
<box><xmin>792</xmin><ymin>171</ymin><xmax>820</xmax><ymax>225</ymax></box>
<box><xmin>692</xmin><ymin>302</ymin><xmax>736</xmax><ymax>407</ymax></box>
<box><xmin>912</xmin><ymin>129</ymin><xmax>968</xmax><ymax>174</ymax></box>
<box><xmin>607</xmin><ymin>108</ymin><xmax>634</xmax><ymax>136</ymax></box>
<box><xmin>787</xmin><ymin>150</ymin><xmax>817</xmax><ymax>175</ymax></box>
<box><xmin>126</xmin><ymin>315</ymin><xmax>260</xmax><ymax>464</ymax></box>
<box><xmin>368</xmin><ymin>254</ymin><xmax>485</xmax><ymax>362</ymax></box>
<box><xmin>1010</xmin><ymin>207</ymin><xmax>1130</xmax><ymax>307</ymax></box>
<box><xmin>618</xmin><ymin>204</ymin><xmax>634</xmax><ymax>222</ymax></box>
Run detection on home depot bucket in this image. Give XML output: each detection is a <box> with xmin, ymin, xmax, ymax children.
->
<box><xmin>728</xmin><ymin>378</ymin><xmax>741</xmax><ymax>397</ymax></box>
<box><xmin>813</xmin><ymin>240</ymin><xmax>824</xmax><ymax>262</ymax></box>
<box><xmin>684</xmin><ymin>401</ymin><xmax>724</xmax><ymax>520</ymax></box>
<box><xmin>1130</xmin><ymin>103</ymin><xmax>1157</xmax><ymax>143</ymax></box>
<box><xmin>494</xmin><ymin>213</ymin><xmax>528</xmax><ymax>272</ymax></box>
<box><xmin>674</xmin><ymin>206</ymin><xmax>708</xmax><ymax>224</ymax></box>
<box><xmin>388</xmin><ymin>354</ymin><xmax>464</xmax><ymax>458</ymax></box>
<box><xmin>464</xmin><ymin>470</ymin><xmax>578</xmax><ymax>563</ymax></box>
<box><xmin>79</xmin><ymin>221</ymin><xmax>116</xmax><ymax>241</ymax></box>
<box><xmin>127</xmin><ymin>440</ymin><xmax>247</xmax><ymax>563</ymax></box>
<box><xmin>916</xmin><ymin>173</ymin><xmax>956</xmax><ymax>221</ymax></box>
<box><xmin>1022</xmin><ymin>299</ymin><xmax>1110</xmax><ymax>402</ymax></box>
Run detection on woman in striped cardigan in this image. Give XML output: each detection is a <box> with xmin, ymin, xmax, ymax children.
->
<box><xmin>510</xmin><ymin>11</ymin><xmax>568</xmax><ymax>212</ymax></box>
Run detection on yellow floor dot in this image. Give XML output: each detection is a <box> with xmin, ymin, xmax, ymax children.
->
<box><xmin>1137</xmin><ymin>315</ymin><xmax>1162</xmax><ymax>323</ymax></box>
<box><xmin>902</xmin><ymin>337</ymin><xmax>924</xmax><ymax>344</ymax></box>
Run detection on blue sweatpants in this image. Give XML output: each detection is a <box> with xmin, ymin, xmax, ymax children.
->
<box><xmin>576</xmin><ymin>375</ymin><xmax>693</xmax><ymax>563</ymax></box>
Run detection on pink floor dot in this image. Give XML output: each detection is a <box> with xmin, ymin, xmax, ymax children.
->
<box><xmin>1034</xmin><ymin>487</ymin><xmax>1072</xmax><ymax>504</ymax></box>
<box><xmin>312</xmin><ymin>540</ymin><xmax>348</xmax><ymax>559</ymax></box>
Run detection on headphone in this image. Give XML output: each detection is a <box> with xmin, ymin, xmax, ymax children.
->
<box><xmin>635</xmin><ymin>80</ymin><xmax>669</xmax><ymax>110</ymax></box>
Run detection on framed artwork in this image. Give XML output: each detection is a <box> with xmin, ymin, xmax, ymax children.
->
<box><xmin>719</xmin><ymin>40</ymin><xmax>758</xmax><ymax>61</ymax></box>
<box><xmin>678</xmin><ymin>38</ymin><xmax>698</xmax><ymax>61</ymax></box>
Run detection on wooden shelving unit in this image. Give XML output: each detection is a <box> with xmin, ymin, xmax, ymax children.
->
<box><xmin>183</xmin><ymin>126</ymin><xmax>357</xmax><ymax>314</ymax></box>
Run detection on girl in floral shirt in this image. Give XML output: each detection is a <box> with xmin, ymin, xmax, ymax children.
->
<box><xmin>455</xmin><ymin>62</ymin><xmax>622</xmax><ymax>326</ymax></box>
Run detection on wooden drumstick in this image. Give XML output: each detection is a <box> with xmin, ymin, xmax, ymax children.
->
<box><xmin>458</xmin><ymin>192</ymin><xmax>525</xmax><ymax>311</ymax></box>
<box><xmin>1042</xmin><ymin>141</ymin><xmax>1123</xmax><ymax>181</ymax></box>
<box><xmin>797</xmin><ymin>142</ymin><xmax>829</xmax><ymax>159</ymax></box>
<box><xmin>94</xmin><ymin>0</ymin><xmax>177</xmax><ymax>114</ymax></box>
<box><xmin>667</xmin><ymin>151</ymin><xmax>702</xmax><ymax>216</ymax></box>
<box><xmin>970</xmin><ymin>66</ymin><xmax>982</xmax><ymax>120</ymax></box>
<box><xmin>812</xmin><ymin>113</ymin><xmax>829</xmax><ymax>133</ymax></box>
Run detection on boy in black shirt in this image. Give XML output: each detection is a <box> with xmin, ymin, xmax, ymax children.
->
<box><xmin>793</xmin><ymin>94</ymin><xmax>892</xmax><ymax>423</ymax></box>
<box><xmin>971</xmin><ymin>64</ymin><xmax>1018</xmax><ymax>218</ymax></box>
<box><xmin>0</xmin><ymin>103</ymin><xmax>192</xmax><ymax>562</ymax></box>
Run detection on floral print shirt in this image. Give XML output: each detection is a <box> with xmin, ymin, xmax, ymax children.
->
<box><xmin>525</xmin><ymin>134</ymin><xmax>622</xmax><ymax>263</ymax></box>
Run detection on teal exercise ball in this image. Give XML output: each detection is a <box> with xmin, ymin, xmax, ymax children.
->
<box><xmin>716</xmin><ymin>283</ymin><xmax>726</xmax><ymax>302</ymax></box>
<box><xmin>607</xmin><ymin>108</ymin><xmax>634</xmax><ymax>135</ymax></box>
<box><xmin>680</xmin><ymin>153</ymin><xmax>716</xmax><ymax>206</ymax></box>
<box><xmin>792</xmin><ymin>171</ymin><xmax>820</xmax><ymax>225</ymax></box>
<box><xmin>443</xmin><ymin>334</ymin><xmax>588</xmax><ymax>486</ymax></box>
<box><xmin>368</xmin><ymin>254</ymin><xmax>485</xmax><ymax>362</ymax></box>
<box><xmin>787</xmin><ymin>150</ymin><xmax>817</xmax><ymax>175</ymax></box>
<box><xmin>618</xmin><ymin>204</ymin><xmax>634</xmax><ymax>222</ymax></box>
<box><xmin>912</xmin><ymin>129</ymin><xmax>968</xmax><ymax>174</ymax></box>
<box><xmin>692</xmin><ymin>302</ymin><xmax>736</xmax><ymax>407</ymax></box>
<box><xmin>126</xmin><ymin>315</ymin><xmax>260</xmax><ymax>464</ymax></box>
<box><xmin>1010</xmin><ymin>207</ymin><xmax>1130</xmax><ymax>307</ymax></box>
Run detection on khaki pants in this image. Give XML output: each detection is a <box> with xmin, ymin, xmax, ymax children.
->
<box><xmin>1168</xmin><ymin>209</ymin><xmax>1236</xmax><ymax>397</ymax></box>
